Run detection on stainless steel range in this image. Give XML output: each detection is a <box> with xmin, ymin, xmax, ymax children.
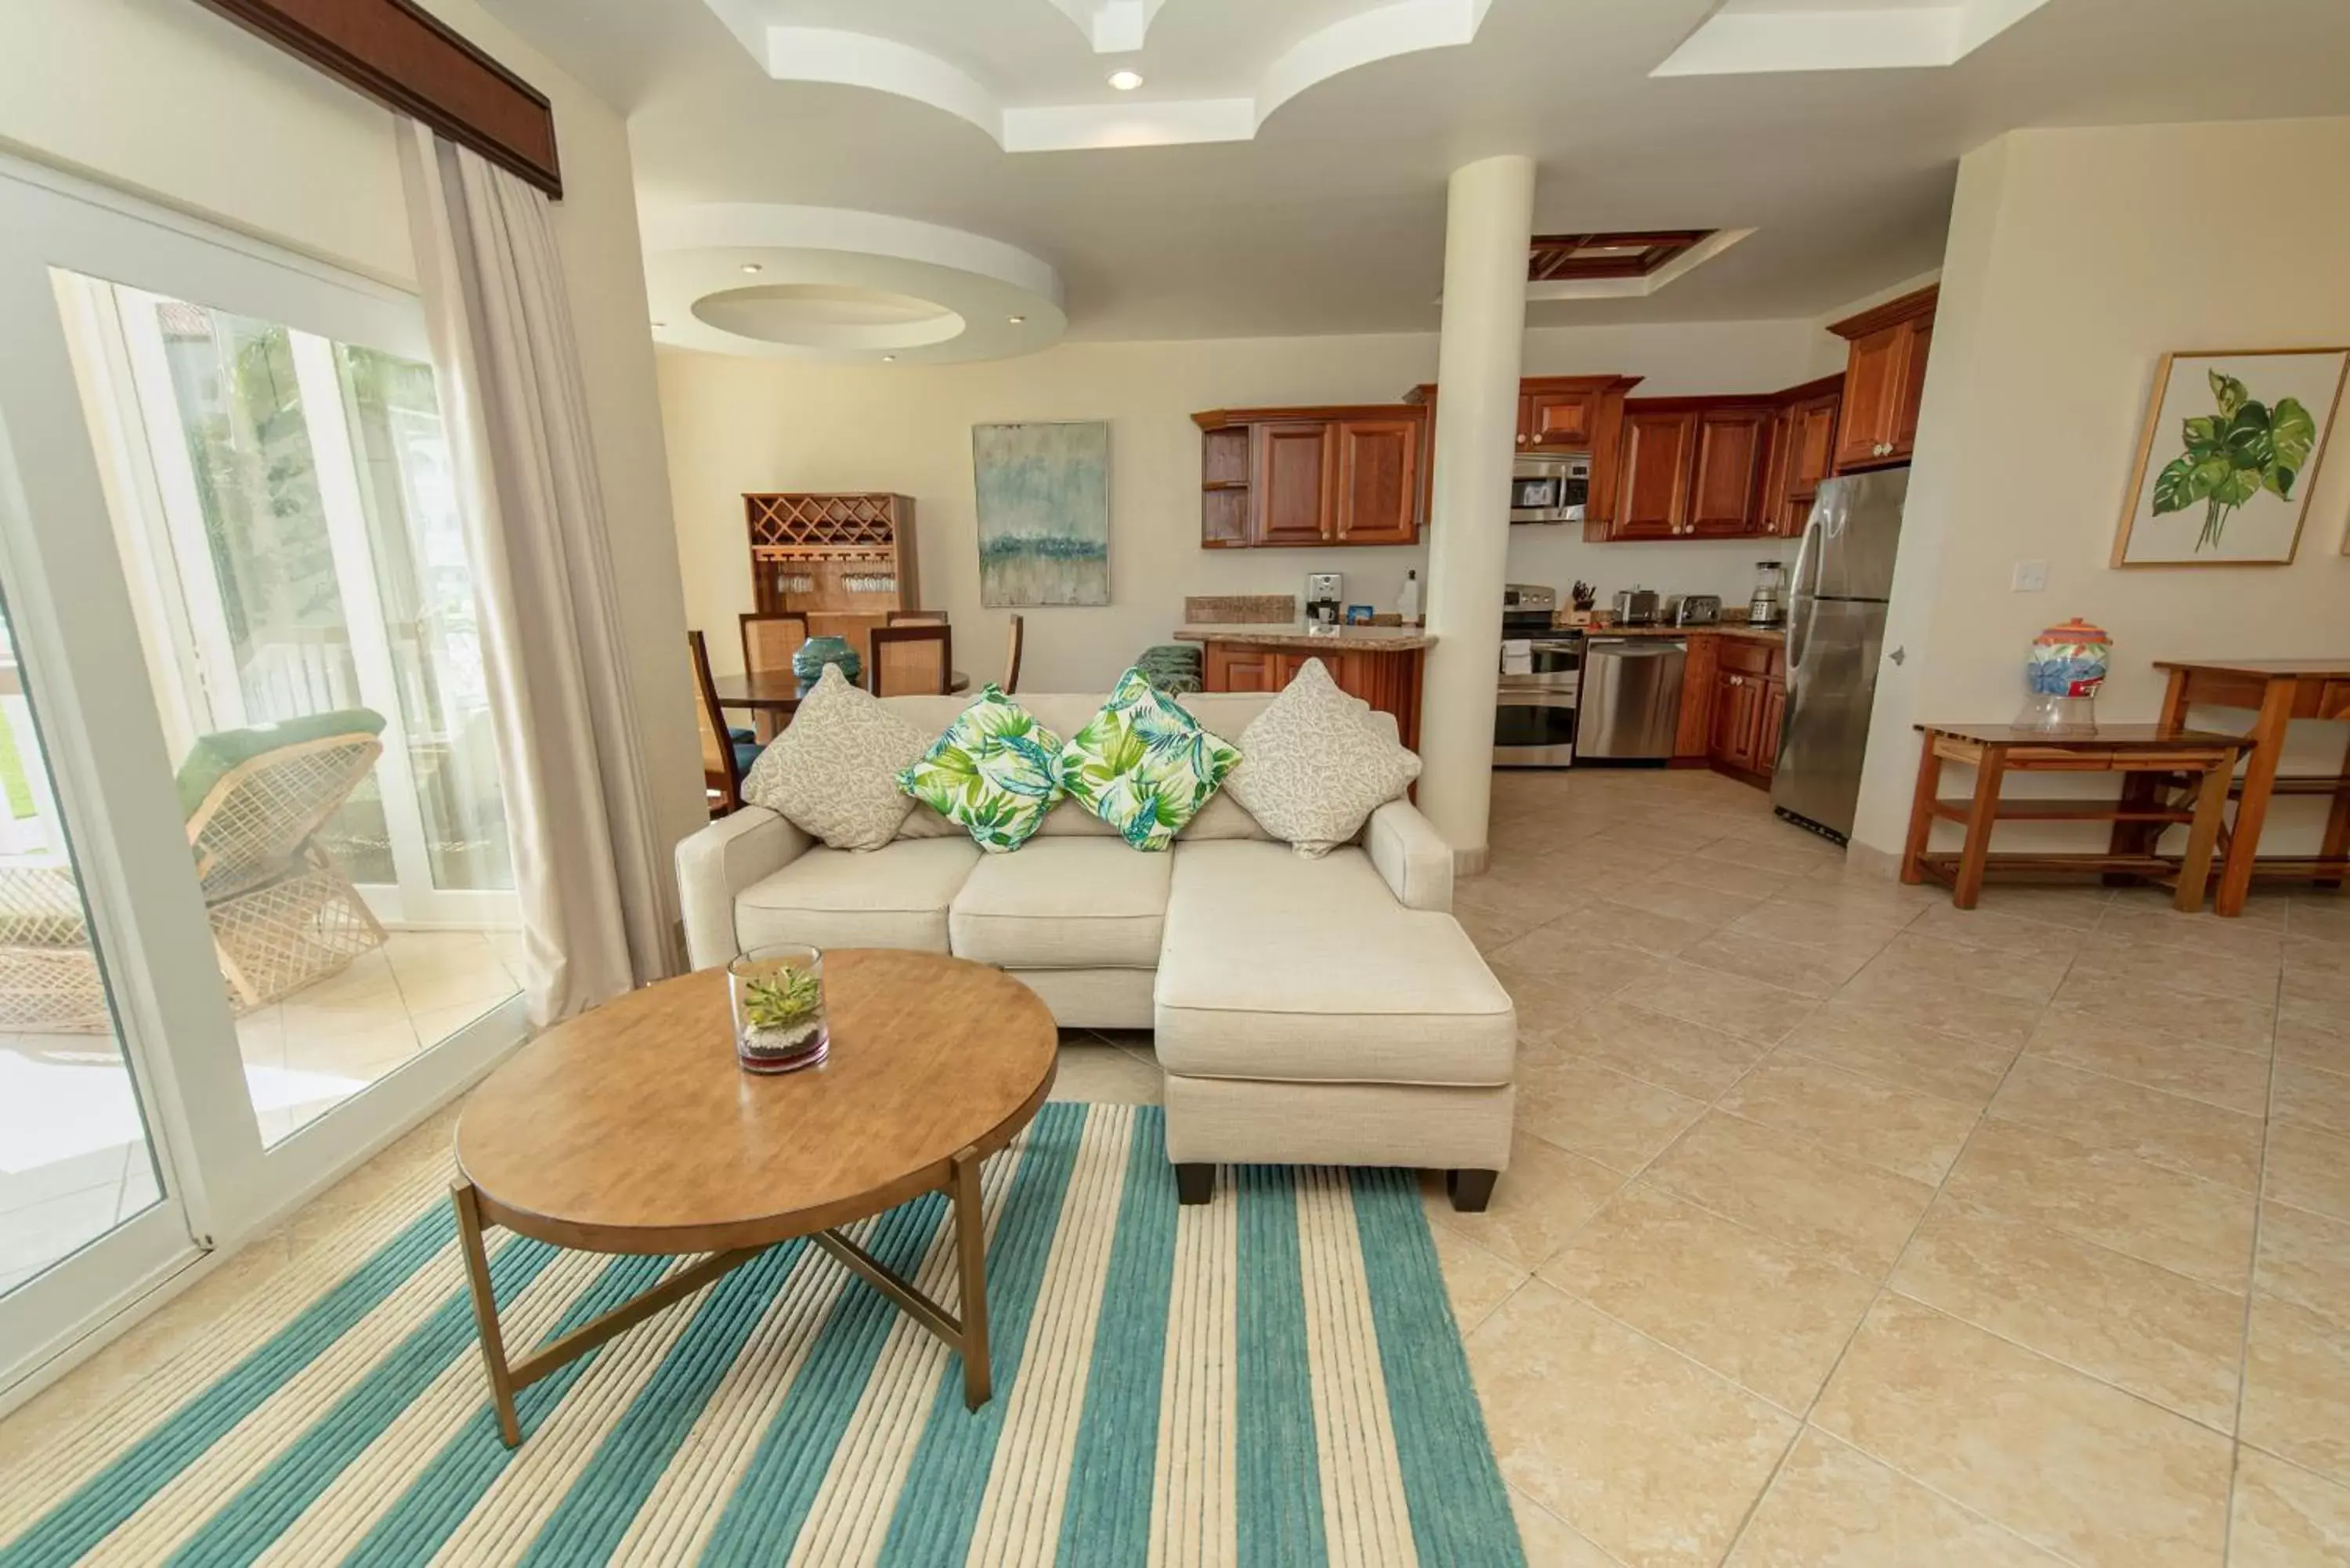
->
<box><xmin>1495</xmin><ymin>583</ymin><xmax>1582</xmax><ymax>768</ymax></box>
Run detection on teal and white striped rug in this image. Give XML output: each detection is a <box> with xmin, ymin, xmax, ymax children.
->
<box><xmin>0</xmin><ymin>1104</ymin><xmax>1523</xmax><ymax>1566</ymax></box>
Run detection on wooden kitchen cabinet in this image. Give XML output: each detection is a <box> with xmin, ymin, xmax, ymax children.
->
<box><xmin>1330</xmin><ymin>416</ymin><xmax>1421</xmax><ymax>544</ymax></box>
<box><xmin>1765</xmin><ymin>375</ymin><xmax>1844</xmax><ymax>537</ymax></box>
<box><xmin>1253</xmin><ymin>421</ymin><xmax>1336</xmax><ymax>545</ymax></box>
<box><xmin>1522</xmin><ymin>386</ymin><xmax>1600</xmax><ymax>449</ymax></box>
<box><xmin>1603</xmin><ymin>398</ymin><xmax>1777</xmax><ymax>540</ymax></box>
<box><xmin>1611</xmin><ymin>409</ymin><xmax>1700</xmax><ymax>539</ymax></box>
<box><xmin>1758</xmin><ymin>680</ymin><xmax>1788</xmax><ymax>782</ymax></box>
<box><xmin>1191</xmin><ymin>406</ymin><xmax>1426</xmax><ymax>548</ymax></box>
<box><xmin>1198</xmin><ymin>638</ymin><xmax>1425</xmax><ymax>749</ymax></box>
<box><xmin>1705</xmin><ymin>638</ymin><xmax>1788</xmax><ymax>786</ymax></box>
<box><xmin>1687</xmin><ymin>409</ymin><xmax>1773</xmax><ymax>537</ymax></box>
<box><xmin>1828</xmin><ymin>285</ymin><xmax>1937</xmax><ymax>471</ymax></box>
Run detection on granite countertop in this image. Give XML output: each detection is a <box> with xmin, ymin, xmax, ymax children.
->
<box><xmin>1568</xmin><ymin>622</ymin><xmax>1786</xmax><ymax>645</ymax></box>
<box><xmin>1173</xmin><ymin>623</ymin><xmax>1437</xmax><ymax>651</ymax></box>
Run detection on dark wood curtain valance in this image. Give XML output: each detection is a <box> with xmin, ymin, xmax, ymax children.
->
<box><xmin>195</xmin><ymin>0</ymin><xmax>562</xmax><ymax>198</ymax></box>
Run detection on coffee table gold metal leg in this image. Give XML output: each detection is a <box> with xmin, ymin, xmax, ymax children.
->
<box><xmin>952</xmin><ymin>1147</ymin><xmax>990</xmax><ymax>1411</ymax></box>
<box><xmin>451</xmin><ymin>1180</ymin><xmax>522</xmax><ymax>1447</ymax></box>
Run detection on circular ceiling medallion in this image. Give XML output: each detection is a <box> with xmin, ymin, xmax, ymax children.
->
<box><xmin>644</xmin><ymin>204</ymin><xmax>1066</xmax><ymax>363</ymax></box>
<box><xmin>691</xmin><ymin>283</ymin><xmax>966</xmax><ymax>350</ymax></box>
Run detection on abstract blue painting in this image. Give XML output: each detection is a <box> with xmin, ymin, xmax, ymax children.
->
<box><xmin>971</xmin><ymin>421</ymin><xmax>1111</xmax><ymax>607</ymax></box>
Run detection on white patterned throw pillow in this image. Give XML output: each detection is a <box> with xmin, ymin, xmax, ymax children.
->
<box><xmin>1224</xmin><ymin>659</ymin><xmax>1422</xmax><ymax>857</ymax></box>
<box><xmin>739</xmin><ymin>664</ymin><xmax>929</xmax><ymax>851</ymax></box>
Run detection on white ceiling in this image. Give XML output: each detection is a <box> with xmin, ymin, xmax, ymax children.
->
<box><xmin>475</xmin><ymin>0</ymin><xmax>2350</xmax><ymax>345</ymax></box>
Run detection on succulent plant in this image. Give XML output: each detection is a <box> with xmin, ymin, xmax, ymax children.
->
<box><xmin>742</xmin><ymin>966</ymin><xmax>823</xmax><ymax>1031</ymax></box>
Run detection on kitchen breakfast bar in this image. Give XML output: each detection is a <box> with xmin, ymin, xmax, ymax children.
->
<box><xmin>1173</xmin><ymin>624</ymin><xmax>1432</xmax><ymax>750</ymax></box>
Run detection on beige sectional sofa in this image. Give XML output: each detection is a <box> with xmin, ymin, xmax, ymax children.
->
<box><xmin>675</xmin><ymin>692</ymin><xmax>1516</xmax><ymax>1210</ymax></box>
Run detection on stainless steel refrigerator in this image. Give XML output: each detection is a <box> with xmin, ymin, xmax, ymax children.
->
<box><xmin>1770</xmin><ymin>468</ymin><xmax>1909</xmax><ymax>842</ymax></box>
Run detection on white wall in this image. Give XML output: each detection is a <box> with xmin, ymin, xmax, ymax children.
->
<box><xmin>1850</xmin><ymin>118</ymin><xmax>2350</xmax><ymax>859</ymax></box>
<box><xmin>660</xmin><ymin>317</ymin><xmax>1830</xmax><ymax>690</ymax></box>
<box><xmin>0</xmin><ymin>0</ymin><xmax>706</xmax><ymax>875</ymax></box>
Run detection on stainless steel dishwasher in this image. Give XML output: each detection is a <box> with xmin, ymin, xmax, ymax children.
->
<box><xmin>1577</xmin><ymin>638</ymin><xmax>1687</xmax><ymax>761</ymax></box>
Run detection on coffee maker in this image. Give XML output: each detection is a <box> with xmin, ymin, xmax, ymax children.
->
<box><xmin>1305</xmin><ymin>573</ymin><xmax>1343</xmax><ymax>629</ymax></box>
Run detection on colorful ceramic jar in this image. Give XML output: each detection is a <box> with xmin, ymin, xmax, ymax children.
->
<box><xmin>2027</xmin><ymin>619</ymin><xmax>2113</xmax><ymax>697</ymax></box>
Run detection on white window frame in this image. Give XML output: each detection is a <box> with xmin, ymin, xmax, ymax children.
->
<box><xmin>0</xmin><ymin>155</ymin><xmax>529</xmax><ymax>1411</ymax></box>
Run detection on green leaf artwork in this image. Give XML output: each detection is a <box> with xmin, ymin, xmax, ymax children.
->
<box><xmin>2149</xmin><ymin>368</ymin><xmax>2316</xmax><ymax>551</ymax></box>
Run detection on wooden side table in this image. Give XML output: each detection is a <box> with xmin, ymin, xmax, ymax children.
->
<box><xmin>2121</xmin><ymin>659</ymin><xmax>2350</xmax><ymax>915</ymax></box>
<box><xmin>1902</xmin><ymin>724</ymin><xmax>2246</xmax><ymax>912</ymax></box>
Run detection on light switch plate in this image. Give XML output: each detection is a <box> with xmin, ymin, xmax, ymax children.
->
<box><xmin>2012</xmin><ymin>559</ymin><xmax>2049</xmax><ymax>592</ymax></box>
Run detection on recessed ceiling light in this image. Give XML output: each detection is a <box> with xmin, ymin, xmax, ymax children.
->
<box><xmin>1008</xmin><ymin>314</ymin><xmax>1027</xmax><ymax>324</ymax></box>
<box><xmin>882</xmin><ymin>354</ymin><xmax>898</xmax><ymax>362</ymax></box>
<box><xmin>740</xmin><ymin>262</ymin><xmax>764</xmax><ymax>274</ymax></box>
<box><xmin>1107</xmin><ymin>69</ymin><xmax>1144</xmax><ymax>91</ymax></box>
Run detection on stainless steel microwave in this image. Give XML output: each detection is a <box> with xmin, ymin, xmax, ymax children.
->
<box><xmin>1510</xmin><ymin>453</ymin><xmax>1589</xmax><ymax>525</ymax></box>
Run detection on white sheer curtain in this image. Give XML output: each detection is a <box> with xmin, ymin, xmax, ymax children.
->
<box><xmin>398</xmin><ymin>123</ymin><xmax>674</xmax><ymax>1023</ymax></box>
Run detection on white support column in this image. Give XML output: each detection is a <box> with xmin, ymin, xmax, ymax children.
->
<box><xmin>1417</xmin><ymin>154</ymin><xmax>1533</xmax><ymax>874</ymax></box>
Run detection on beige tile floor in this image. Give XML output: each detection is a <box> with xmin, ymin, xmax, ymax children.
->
<box><xmin>0</xmin><ymin>929</ymin><xmax>521</xmax><ymax>1293</ymax></box>
<box><xmin>5</xmin><ymin>768</ymin><xmax>2348</xmax><ymax>1567</ymax></box>
<box><xmin>1443</xmin><ymin>766</ymin><xmax>2350</xmax><ymax>1568</ymax></box>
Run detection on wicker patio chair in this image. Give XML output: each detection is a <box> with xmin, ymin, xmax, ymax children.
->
<box><xmin>0</xmin><ymin>709</ymin><xmax>391</xmax><ymax>1031</ymax></box>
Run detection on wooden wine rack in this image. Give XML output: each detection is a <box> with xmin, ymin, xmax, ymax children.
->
<box><xmin>745</xmin><ymin>493</ymin><xmax>920</xmax><ymax>649</ymax></box>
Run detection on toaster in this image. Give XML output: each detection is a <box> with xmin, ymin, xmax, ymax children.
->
<box><xmin>1611</xmin><ymin>587</ymin><xmax>1662</xmax><ymax>626</ymax></box>
<box><xmin>1674</xmin><ymin>594</ymin><xmax>1723</xmax><ymax>627</ymax></box>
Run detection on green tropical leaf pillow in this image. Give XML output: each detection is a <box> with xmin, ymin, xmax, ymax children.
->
<box><xmin>1052</xmin><ymin>668</ymin><xmax>1244</xmax><ymax>851</ymax></box>
<box><xmin>896</xmin><ymin>686</ymin><xmax>1067</xmax><ymax>853</ymax></box>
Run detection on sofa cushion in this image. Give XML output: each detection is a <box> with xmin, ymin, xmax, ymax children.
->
<box><xmin>735</xmin><ymin>837</ymin><xmax>981</xmax><ymax>953</ymax></box>
<box><xmin>897</xmin><ymin>686</ymin><xmax>1065</xmax><ymax>853</ymax></box>
<box><xmin>949</xmin><ymin>838</ymin><xmax>1171</xmax><ymax>969</ymax></box>
<box><xmin>880</xmin><ymin>693</ymin><xmax>1278</xmax><ymax>843</ymax></box>
<box><xmin>1054</xmin><ymin>669</ymin><xmax>1244</xmax><ymax>851</ymax></box>
<box><xmin>1154</xmin><ymin>840</ymin><xmax>1513</xmax><ymax>1087</ymax></box>
<box><xmin>1224</xmin><ymin>660</ymin><xmax>1421</xmax><ymax>858</ymax></box>
<box><xmin>739</xmin><ymin>664</ymin><xmax>925</xmax><ymax>851</ymax></box>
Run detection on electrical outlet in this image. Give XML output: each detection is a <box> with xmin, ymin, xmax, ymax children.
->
<box><xmin>2012</xmin><ymin>559</ymin><xmax>2049</xmax><ymax>592</ymax></box>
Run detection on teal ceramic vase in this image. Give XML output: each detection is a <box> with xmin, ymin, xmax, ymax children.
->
<box><xmin>791</xmin><ymin>635</ymin><xmax>861</xmax><ymax>695</ymax></box>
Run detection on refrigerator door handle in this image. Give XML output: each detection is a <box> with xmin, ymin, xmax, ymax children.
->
<box><xmin>1786</xmin><ymin>594</ymin><xmax>1815</xmax><ymax>673</ymax></box>
<box><xmin>1789</xmin><ymin>511</ymin><xmax>1825</xmax><ymax>609</ymax></box>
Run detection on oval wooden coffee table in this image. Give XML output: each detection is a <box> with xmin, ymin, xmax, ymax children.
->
<box><xmin>450</xmin><ymin>948</ymin><xmax>1058</xmax><ymax>1446</ymax></box>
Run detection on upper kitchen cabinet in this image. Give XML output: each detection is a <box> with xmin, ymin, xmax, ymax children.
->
<box><xmin>1687</xmin><ymin>407</ymin><xmax>1773</xmax><ymax>537</ymax></box>
<box><xmin>1602</xmin><ymin>398</ymin><xmax>1775</xmax><ymax>539</ymax></box>
<box><xmin>1828</xmin><ymin>284</ymin><xmax>1937</xmax><ymax>471</ymax></box>
<box><xmin>1759</xmin><ymin>373</ymin><xmax>1845</xmax><ymax>537</ymax></box>
<box><xmin>1610</xmin><ymin>408</ymin><xmax>1698</xmax><ymax>539</ymax></box>
<box><xmin>1330</xmin><ymin>416</ymin><xmax>1421</xmax><ymax>544</ymax></box>
<box><xmin>1192</xmin><ymin>406</ymin><xmax>1426</xmax><ymax>548</ymax></box>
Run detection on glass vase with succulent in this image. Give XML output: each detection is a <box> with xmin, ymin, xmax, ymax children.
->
<box><xmin>728</xmin><ymin>945</ymin><xmax>829</xmax><ymax>1074</ymax></box>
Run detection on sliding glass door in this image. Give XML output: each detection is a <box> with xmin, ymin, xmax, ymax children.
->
<box><xmin>0</xmin><ymin>157</ymin><xmax>529</xmax><ymax>1398</ymax></box>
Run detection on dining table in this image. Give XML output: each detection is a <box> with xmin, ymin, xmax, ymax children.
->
<box><xmin>713</xmin><ymin>668</ymin><xmax>971</xmax><ymax>740</ymax></box>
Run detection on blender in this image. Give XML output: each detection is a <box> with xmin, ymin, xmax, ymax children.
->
<box><xmin>1747</xmin><ymin>560</ymin><xmax>1787</xmax><ymax>628</ymax></box>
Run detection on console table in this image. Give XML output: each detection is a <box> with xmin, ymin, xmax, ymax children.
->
<box><xmin>1902</xmin><ymin>724</ymin><xmax>2246</xmax><ymax>912</ymax></box>
<box><xmin>2118</xmin><ymin>659</ymin><xmax>2350</xmax><ymax>916</ymax></box>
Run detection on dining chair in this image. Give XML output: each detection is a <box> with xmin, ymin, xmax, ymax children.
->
<box><xmin>1002</xmin><ymin>613</ymin><xmax>1025</xmax><ymax>695</ymax></box>
<box><xmin>867</xmin><ymin>623</ymin><xmax>953</xmax><ymax>698</ymax></box>
<box><xmin>689</xmin><ymin>630</ymin><xmax>755</xmax><ymax>815</ymax></box>
<box><xmin>807</xmin><ymin>611</ymin><xmax>888</xmax><ymax>654</ymax></box>
<box><xmin>886</xmin><ymin>609</ymin><xmax>948</xmax><ymax>625</ymax></box>
<box><xmin>740</xmin><ymin>611</ymin><xmax>808</xmax><ymax>675</ymax></box>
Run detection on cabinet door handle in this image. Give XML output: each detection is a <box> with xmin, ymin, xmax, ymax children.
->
<box><xmin>1516</xmin><ymin>434</ymin><xmax>1528</xmax><ymax>444</ymax></box>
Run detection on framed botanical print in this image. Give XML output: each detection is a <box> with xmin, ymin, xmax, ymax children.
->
<box><xmin>2111</xmin><ymin>347</ymin><xmax>2348</xmax><ymax>567</ymax></box>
